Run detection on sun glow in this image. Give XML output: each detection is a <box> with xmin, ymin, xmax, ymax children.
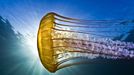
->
<box><xmin>23</xmin><ymin>33</ymin><xmax>38</xmax><ymax>58</ymax></box>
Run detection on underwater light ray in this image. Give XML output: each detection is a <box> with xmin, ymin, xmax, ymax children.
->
<box><xmin>37</xmin><ymin>12</ymin><xmax>134</xmax><ymax>73</ymax></box>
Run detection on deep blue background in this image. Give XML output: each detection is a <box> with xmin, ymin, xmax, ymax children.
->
<box><xmin>0</xmin><ymin>0</ymin><xmax>134</xmax><ymax>75</ymax></box>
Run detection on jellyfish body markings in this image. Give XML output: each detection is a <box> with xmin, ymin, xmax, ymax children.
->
<box><xmin>37</xmin><ymin>12</ymin><xmax>134</xmax><ymax>73</ymax></box>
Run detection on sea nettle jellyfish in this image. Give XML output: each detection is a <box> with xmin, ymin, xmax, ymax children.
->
<box><xmin>37</xmin><ymin>12</ymin><xmax>134</xmax><ymax>72</ymax></box>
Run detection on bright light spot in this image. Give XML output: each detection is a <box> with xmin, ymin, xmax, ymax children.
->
<box><xmin>24</xmin><ymin>33</ymin><xmax>39</xmax><ymax>59</ymax></box>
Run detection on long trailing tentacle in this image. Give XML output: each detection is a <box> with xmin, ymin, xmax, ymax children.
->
<box><xmin>52</xmin><ymin>13</ymin><xmax>134</xmax><ymax>68</ymax></box>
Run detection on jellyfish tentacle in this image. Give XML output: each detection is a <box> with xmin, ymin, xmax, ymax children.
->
<box><xmin>52</xmin><ymin>28</ymin><xmax>115</xmax><ymax>37</ymax></box>
<box><xmin>54</xmin><ymin>22</ymin><xmax>134</xmax><ymax>28</ymax></box>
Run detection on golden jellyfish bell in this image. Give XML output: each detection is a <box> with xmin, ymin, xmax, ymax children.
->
<box><xmin>37</xmin><ymin>12</ymin><xmax>56</xmax><ymax>72</ymax></box>
<box><xmin>37</xmin><ymin>12</ymin><xmax>134</xmax><ymax>73</ymax></box>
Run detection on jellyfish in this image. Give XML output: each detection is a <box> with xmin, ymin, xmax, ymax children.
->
<box><xmin>37</xmin><ymin>12</ymin><xmax>134</xmax><ymax>73</ymax></box>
